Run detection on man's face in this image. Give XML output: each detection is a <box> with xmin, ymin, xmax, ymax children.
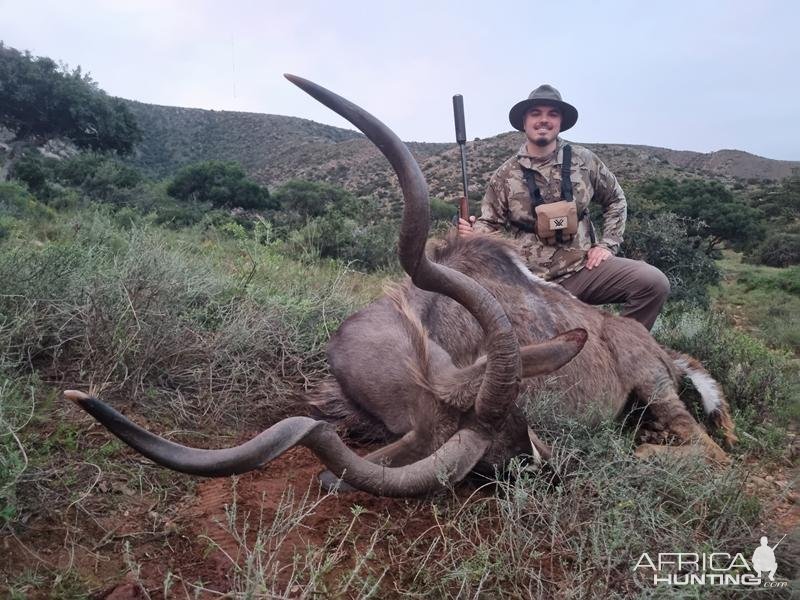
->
<box><xmin>523</xmin><ymin>104</ymin><xmax>562</xmax><ymax>147</ymax></box>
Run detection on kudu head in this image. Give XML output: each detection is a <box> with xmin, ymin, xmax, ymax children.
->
<box><xmin>64</xmin><ymin>76</ymin><xmax>586</xmax><ymax>497</ymax></box>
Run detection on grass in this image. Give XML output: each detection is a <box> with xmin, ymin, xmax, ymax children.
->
<box><xmin>0</xmin><ymin>198</ymin><xmax>797</xmax><ymax>597</ymax></box>
<box><xmin>0</xmin><ymin>206</ymin><xmax>384</xmax><ymax>429</ymax></box>
<box><xmin>0</xmin><ymin>202</ymin><xmax>388</xmax><ymax>596</ymax></box>
<box><xmin>713</xmin><ymin>251</ymin><xmax>800</xmax><ymax>356</ymax></box>
<box><xmin>0</xmin><ymin>374</ymin><xmax>37</xmax><ymax>526</ymax></box>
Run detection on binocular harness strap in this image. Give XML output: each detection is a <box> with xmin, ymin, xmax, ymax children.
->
<box><xmin>514</xmin><ymin>145</ymin><xmax>597</xmax><ymax>246</ymax></box>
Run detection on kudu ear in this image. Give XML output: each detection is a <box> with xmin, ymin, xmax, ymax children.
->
<box><xmin>520</xmin><ymin>328</ymin><xmax>587</xmax><ymax>378</ymax></box>
<box><xmin>460</xmin><ymin>328</ymin><xmax>587</xmax><ymax>380</ymax></box>
<box><xmin>443</xmin><ymin>329</ymin><xmax>587</xmax><ymax>411</ymax></box>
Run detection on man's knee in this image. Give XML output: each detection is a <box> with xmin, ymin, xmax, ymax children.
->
<box><xmin>637</xmin><ymin>264</ymin><xmax>670</xmax><ymax>302</ymax></box>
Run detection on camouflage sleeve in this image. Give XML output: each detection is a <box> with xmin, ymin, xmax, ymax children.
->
<box><xmin>473</xmin><ymin>174</ymin><xmax>508</xmax><ymax>234</ymax></box>
<box><xmin>590</xmin><ymin>159</ymin><xmax>627</xmax><ymax>253</ymax></box>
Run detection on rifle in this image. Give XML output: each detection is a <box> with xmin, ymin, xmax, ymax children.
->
<box><xmin>452</xmin><ymin>94</ymin><xmax>469</xmax><ymax>220</ymax></box>
<box><xmin>771</xmin><ymin>534</ymin><xmax>787</xmax><ymax>550</ymax></box>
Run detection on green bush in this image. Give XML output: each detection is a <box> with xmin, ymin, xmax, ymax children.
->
<box><xmin>152</xmin><ymin>200</ymin><xmax>209</xmax><ymax>229</ymax></box>
<box><xmin>0</xmin><ymin>181</ymin><xmax>53</xmax><ymax>221</ymax></box>
<box><xmin>9</xmin><ymin>150</ymin><xmax>49</xmax><ymax>191</ymax></box>
<box><xmin>10</xmin><ymin>151</ymin><xmax>144</xmax><ymax>205</ymax></box>
<box><xmin>622</xmin><ymin>210</ymin><xmax>720</xmax><ymax>306</ymax></box>
<box><xmin>429</xmin><ymin>197</ymin><xmax>457</xmax><ymax>223</ymax></box>
<box><xmin>289</xmin><ymin>213</ymin><xmax>397</xmax><ymax>271</ymax></box>
<box><xmin>58</xmin><ymin>152</ymin><xmax>142</xmax><ymax>200</ymax></box>
<box><xmin>636</xmin><ymin>177</ymin><xmax>764</xmax><ymax>253</ymax></box>
<box><xmin>270</xmin><ymin>179</ymin><xmax>353</xmax><ymax>230</ymax></box>
<box><xmin>167</xmin><ymin>160</ymin><xmax>270</xmax><ymax>210</ymax></box>
<box><xmin>274</xmin><ymin>180</ymin><xmax>399</xmax><ymax>271</ymax></box>
<box><xmin>747</xmin><ymin>232</ymin><xmax>800</xmax><ymax>267</ymax></box>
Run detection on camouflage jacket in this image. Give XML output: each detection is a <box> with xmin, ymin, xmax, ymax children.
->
<box><xmin>474</xmin><ymin>139</ymin><xmax>627</xmax><ymax>282</ymax></box>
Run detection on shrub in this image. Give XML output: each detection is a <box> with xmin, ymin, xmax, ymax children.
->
<box><xmin>274</xmin><ymin>180</ymin><xmax>399</xmax><ymax>271</ymax></box>
<box><xmin>748</xmin><ymin>232</ymin><xmax>800</xmax><ymax>267</ymax></box>
<box><xmin>636</xmin><ymin>177</ymin><xmax>764</xmax><ymax>253</ymax></box>
<box><xmin>622</xmin><ymin>210</ymin><xmax>720</xmax><ymax>306</ymax></box>
<box><xmin>58</xmin><ymin>152</ymin><xmax>142</xmax><ymax>200</ymax></box>
<box><xmin>152</xmin><ymin>200</ymin><xmax>209</xmax><ymax>229</ymax></box>
<box><xmin>0</xmin><ymin>211</ymin><xmax>361</xmax><ymax>429</ymax></box>
<box><xmin>167</xmin><ymin>161</ymin><xmax>270</xmax><ymax>210</ymax></box>
<box><xmin>0</xmin><ymin>181</ymin><xmax>53</xmax><ymax>221</ymax></box>
<box><xmin>429</xmin><ymin>197</ymin><xmax>457</xmax><ymax>223</ymax></box>
<box><xmin>270</xmin><ymin>180</ymin><xmax>353</xmax><ymax>229</ymax></box>
<box><xmin>8</xmin><ymin>150</ymin><xmax>50</xmax><ymax>191</ymax></box>
<box><xmin>10</xmin><ymin>151</ymin><xmax>144</xmax><ymax>205</ymax></box>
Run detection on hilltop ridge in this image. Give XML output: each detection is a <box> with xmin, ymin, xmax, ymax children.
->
<box><xmin>123</xmin><ymin>101</ymin><xmax>799</xmax><ymax>200</ymax></box>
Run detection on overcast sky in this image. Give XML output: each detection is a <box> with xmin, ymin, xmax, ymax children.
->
<box><xmin>2</xmin><ymin>0</ymin><xmax>798</xmax><ymax>160</ymax></box>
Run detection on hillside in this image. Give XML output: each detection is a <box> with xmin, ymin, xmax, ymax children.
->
<box><xmin>124</xmin><ymin>100</ymin><xmax>364</xmax><ymax>177</ymax></box>
<box><xmin>124</xmin><ymin>101</ymin><xmax>800</xmax><ymax>201</ymax></box>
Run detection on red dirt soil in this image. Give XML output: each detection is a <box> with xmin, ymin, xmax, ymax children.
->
<box><xmin>3</xmin><ymin>442</ymin><xmax>797</xmax><ymax>598</ymax></box>
<box><xmin>96</xmin><ymin>446</ymin><xmax>459</xmax><ymax>598</ymax></box>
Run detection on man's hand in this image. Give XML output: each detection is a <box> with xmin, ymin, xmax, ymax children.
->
<box><xmin>586</xmin><ymin>246</ymin><xmax>612</xmax><ymax>270</ymax></box>
<box><xmin>458</xmin><ymin>216</ymin><xmax>476</xmax><ymax>236</ymax></box>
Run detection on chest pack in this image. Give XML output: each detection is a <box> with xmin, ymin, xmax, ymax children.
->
<box><xmin>517</xmin><ymin>145</ymin><xmax>595</xmax><ymax>246</ymax></box>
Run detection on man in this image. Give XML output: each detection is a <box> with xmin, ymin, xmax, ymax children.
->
<box><xmin>458</xmin><ymin>85</ymin><xmax>669</xmax><ymax>330</ymax></box>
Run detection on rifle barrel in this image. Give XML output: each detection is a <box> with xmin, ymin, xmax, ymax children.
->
<box><xmin>453</xmin><ymin>94</ymin><xmax>469</xmax><ymax>203</ymax></box>
<box><xmin>771</xmin><ymin>534</ymin><xmax>787</xmax><ymax>550</ymax></box>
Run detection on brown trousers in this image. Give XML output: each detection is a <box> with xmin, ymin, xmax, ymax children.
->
<box><xmin>559</xmin><ymin>257</ymin><xmax>670</xmax><ymax>331</ymax></box>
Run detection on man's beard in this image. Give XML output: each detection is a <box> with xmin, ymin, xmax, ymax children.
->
<box><xmin>533</xmin><ymin>136</ymin><xmax>551</xmax><ymax>147</ymax></box>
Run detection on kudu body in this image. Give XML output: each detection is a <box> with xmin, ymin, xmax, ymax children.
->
<box><xmin>65</xmin><ymin>76</ymin><xmax>735</xmax><ymax>497</ymax></box>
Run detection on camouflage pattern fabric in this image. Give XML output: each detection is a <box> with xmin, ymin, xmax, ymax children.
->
<box><xmin>474</xmin><ymin>139</ymin><xmax>627</xmax><ymax>282</ymax></box>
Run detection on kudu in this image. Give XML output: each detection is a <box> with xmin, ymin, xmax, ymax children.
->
<box><xmin>65</xmin><ymin>75</ymin><xmax>736</xmax><ymax>498</ymax></box>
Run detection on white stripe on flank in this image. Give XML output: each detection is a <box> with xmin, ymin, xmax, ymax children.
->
<box><xmin>507</xmin><ymin>252</ymin><xmax>577</xmax><ymax>298</ymax></box>
<box><xmin>675</xmin><ymin>357</ymin><xmax>722</xmax><ymax>414</ymax></box>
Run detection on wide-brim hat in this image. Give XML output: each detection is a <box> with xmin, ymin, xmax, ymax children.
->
<box><xmin>508</xmin><ymin>84</ymin><xmax>578</xmax><ymax>132</ymax></box>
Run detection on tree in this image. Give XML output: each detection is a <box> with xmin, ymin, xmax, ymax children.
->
<box><xmin>745</xmin><ymin>172</ymin><xmax>800</xmax><ymax>266</ymax></box>
<box><xmin>752</xmin><ymin>233</ymin><xmax>800</xmax><ymax>267</ymax></box>
<box><xmin>622</xmin><ymin>205</ymin><xmax>720</xmax><ymax>306</ymax></box>
<box><xmin>11</xmin><ymin>151</ymin><xmax>142</xmax><ymax>204</ymax></box>
<box><xmin>750</xmin><ymin>171</ymin><xmax>800</xmax><ymax>225</ymax></box>
<box><xmin>270</xmin><ymin>179</ymin><xmax>353</xmax><ymax>222</ymax></box>
<box><xmin>167</xmin><ymin>161</ymin><xmax>270</xmax><ymax>210</ymax></box>
<box><xmin>272</xmin><ymin>179</ymin><xmax>400</xmax><ymax>270</ymax></box>
<box><xmin>637</xmin><ymin>177</ymin><xmax>764</xmax><ymax>253</ymax></box>
<box><xmin>0</xmin><ymin>43</ymin><xmax>141</xmax><ymax>153</ymax></box>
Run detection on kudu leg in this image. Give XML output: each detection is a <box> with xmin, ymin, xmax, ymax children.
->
<box><xmin>635</xmin><ymin>387</ymin><xmax>730</xmax><ymax>465</ymax></box>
